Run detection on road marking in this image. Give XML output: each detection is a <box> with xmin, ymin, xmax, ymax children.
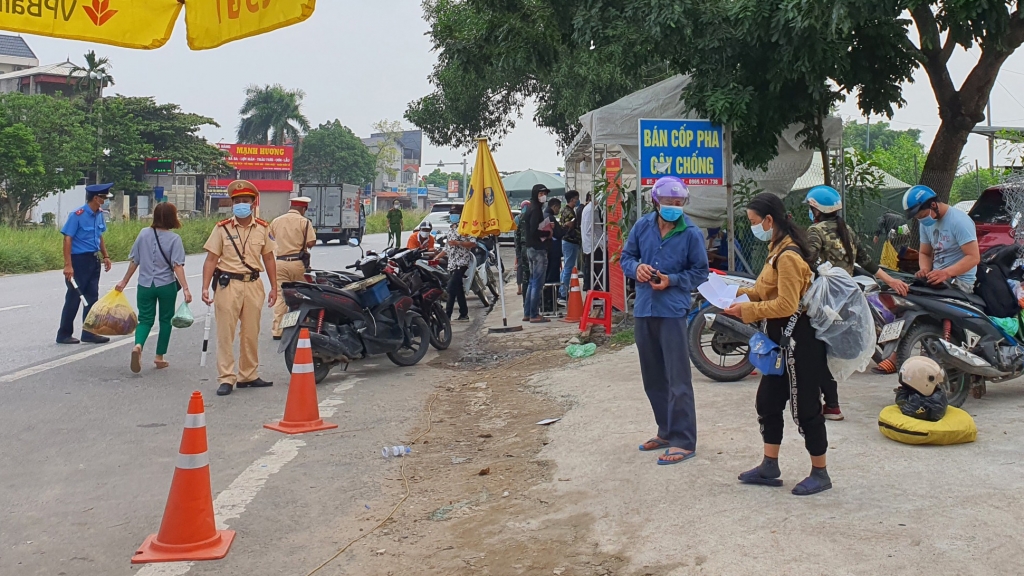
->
<box><xmin>0</xmin><ymin>335</ymin><xmax>143</xmax><ymax>383</ymax></box>
<box><xmin>0</xmin><ymin>305</ymin><xmax>29</xmax><ymax>312</ymax></box>
<box><xmin>134</xmin><ymin>377</ymin><xmax>363</xmax><ymax>575</ymax></box>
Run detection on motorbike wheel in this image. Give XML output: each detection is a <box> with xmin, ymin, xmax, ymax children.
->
<box><xmin>284</xmin><ymin>340</ymin><xmax>334</xmax><ymax>384</ymax></box>
<box><xmin>896</xmin><ymin>322</ymin><xmax>970</xmax><ymax>408</ymax></box>
<box><xmin>474</xmin><ymin>287</ymin><xmax>490</xmax><ymax>308</ymax></box>
<box><xmin>687</xmin><ymin>307</ymin><xmax>756</xmax><ymax>382</ymax></box>
<box><xmin>488</xmin><ymin>279</ymin><xmax>501</xmax><ymax>301</ymax></box>
<box><xmin>428</xmin><ymin>302</ymin><xmax>452</xmax><ymax>350</ymax></box>
<box><xmin>387</xmin><ymin>313</ymin><xmax>431</xmax><ymax>366</ymax></box>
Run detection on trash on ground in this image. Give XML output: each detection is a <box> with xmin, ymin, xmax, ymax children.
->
<box><xmin>429</xmin><ymin>490</ymin><xmax>489</xmax><ymax>521</ymax></box>
<box><xmin>566</xmin><ymin>343</ymin><xmax>597</xmax><ymax>358</ymax></box>
<box><xmin>451</xmin><ymin>457</ymin><xmax>472</xmax><ymax>464</ymax></box>
<box><xmin>382</xmin><ymin>445</ymin><xmax>412</xmax><ymax>458</ymax></box>
<box><xmin>536</xmin><ymin>418</ymin><xmax>561</xmax><ymax>426</ymax></box>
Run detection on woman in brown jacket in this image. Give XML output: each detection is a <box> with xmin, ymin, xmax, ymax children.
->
<box><xmin>722</xmin><ymin>193</ymin><xmax>832</xmax><ymax>496</ymax></box>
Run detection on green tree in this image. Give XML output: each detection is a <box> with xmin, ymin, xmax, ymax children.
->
<box><xmin>236</xmin><ymin>84</ymin><xmax>310</xmax><ymax>146</ymax></box>
<box><xmin>0</xmin><ymin>93</ymin><xmax>95</xmax><ymax>226</ymax></box>
<box><xmin>844</xmin><ymin>121</ymin><xmax>923</xmax><ymax>153</ymax></box>
<box><xmin>91</xmin><ymin>97</ymin><xmax>153</xmax><ymax>195</ymax></box>
<box><xmin>423</xmin><ymin>168</ymin><xmax>466</xmax><ymax>188</ymax></box>
<box><xmin>67</xmin><ymin>50</ymin><xmax>114</xmax><ymax>111</ymax></box>
<box><xmin>0</xmin><ymin>122</ymin><xmax>46</xmax><ymax>226</ymax></box>
<box><xmin>950</xmin><ymin>167</ymin><xmax>1004</xmax><ymax>205</ymax></box>
<box><xmin>369</xmin><ymin>119</ymin><xmax>404</xmax><ymax>183</ymax></box>
<box><xmin>116</xmin><ymin>96</ymin><xmax>229</xmax><ymax>175</ymax></box>
<box><xmin>294</xmin><ymin>120</ymin><xmax>376</xmax><ymax>184</ymax></box>
<box><xmin>869</xmin><ymin>133</ymin><xmax>927</xmax><ymax>187</ymax></box>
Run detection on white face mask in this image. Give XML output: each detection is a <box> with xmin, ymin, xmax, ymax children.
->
<box><xmin>419</xmin><ymin>231</ymin><xmax>429</xmax><ymax>239</ymax></box>
<box><xmin>538</xmin><ymin>195</ymin><xmax>548</xmax><ymax>204</ymax></box>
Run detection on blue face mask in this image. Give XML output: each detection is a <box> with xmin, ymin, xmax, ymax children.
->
<box><xmin>450</xmin><ymin>214</ymin><xmax>460</xmax><ymax>224</ymax></box>
<box><xmin>808</xmin><ymin>209</ymin><xmax>816</xmax><ymax>223</ymax></box>
<box><xmin>751</xmin><ymin>222</ymin><xmax>773</xmax><ymax>242</ymax></box>
<box><xmin>659</xmin><ymin>205</ymin><xmax>684</xmax><ymax>222</ymax></box>
<box><xmin>919</xmin><ymin>215</ymin><xmax>937</xmax><ymax>227</ymax></box>
<box><xmin>233</xmin><ymin>203</ymin><xmax>253</xmax><ymax>218</ymax></box>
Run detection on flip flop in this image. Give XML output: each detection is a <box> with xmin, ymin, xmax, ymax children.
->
<box><xmin>130</xmin><ymin>346</ymin><xmax>142</xmax><ymax>374</ymax></box>
<box><xmin>738</xmin><ymin>467</ymin><xmax>784</xmax><ymax>487</ymax></box>
<box><xmin>657</xmin><ymin>450</ymin><xmax>696</xmax><ymax>466</ymax></box>
<box><xmin>154</xmin><ymin>360</ymin><xmax>169</xmax><ymax>369</ymax></box>
<box><xmin>638</xmin><ymin>438</ymin><xmax>670</xmax><ymax>452</ymax></box>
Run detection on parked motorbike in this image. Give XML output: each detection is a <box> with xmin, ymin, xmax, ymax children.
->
<box><xmin>277</xmin><ymin>242</ymin><xmax>431</xmax><ymax>383</ymax></box>
<box><xmin>386</xmin><ymin>248</ymin><xmax>453</xmax><ymax>350</ymax></box>
<box><xmin>434</xmin><ymin>229</ymin><xmax>492</xmax><ymax>307</ymax></box>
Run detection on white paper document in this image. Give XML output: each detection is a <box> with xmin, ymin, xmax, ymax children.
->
<box><xmin>697</xmin><ymin>274</ymin><xmax>750</xmax><ymax>309</ymax></box>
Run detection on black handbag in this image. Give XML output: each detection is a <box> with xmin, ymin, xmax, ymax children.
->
<box><xmin>153</xmin><ymin>228</ymin><xmax>182</xmax><ymax>292</ymax></box>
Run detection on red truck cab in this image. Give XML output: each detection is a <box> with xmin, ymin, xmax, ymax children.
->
<box><xmin>968</xmin><ymin>185</ymin><xmax>1017</xmax><ymax>253</ymax></box>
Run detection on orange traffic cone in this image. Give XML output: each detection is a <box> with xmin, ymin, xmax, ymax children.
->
<box><xmin>132</xmin><ymin>391</ymin><xmax>234</xmax><ymax>564</ymax></box>
<box><xmin>265</xmin><ymin>328</ymin><xmax>338</xmax><ymax>435</ymax></box>
<box><xmin>563</xmin><ymin>268</ymin><xmax>584</xmax><ymax>323</ymax></box>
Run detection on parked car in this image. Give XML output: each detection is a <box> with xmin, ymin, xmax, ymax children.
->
<box><xmin>968</xmin><ymin>186</ymin><xmax>1017</xmax><ymax>254</ymax></box>
<box><xmin>499</xmin><ymin>209</ymin><xmax>520</xmax><ymax>245</ymax></box>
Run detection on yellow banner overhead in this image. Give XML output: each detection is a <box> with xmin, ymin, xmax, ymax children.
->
<box><xmin>185</xmin><ymin>0</ymin><xmax>316</xmax><ymax>51</ymax></box>
<box><xmin>459</xmin><ymin>138</ymin><xmax>517</xmax><ymax>238</ymax></box>
<box><xmin>0</xmin><ymin>0</ymin><xmax>182</xmax><ymax>50</ymax></box>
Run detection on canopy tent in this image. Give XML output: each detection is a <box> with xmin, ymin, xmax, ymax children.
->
<box><xmin>501</xmin><ymin>170</ymin><xmax>567</xmax><ymax>201</ymax></box>
<box><xmin>564</xmin><ymin>74</ymin><xmax>842</xmax><ymax>229</ymax></box>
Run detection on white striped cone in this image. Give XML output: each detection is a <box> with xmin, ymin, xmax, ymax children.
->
<box><xmin>265</xmin><ymin>329</ymin><xmax>337</xmax><ymax>434</ymax></box>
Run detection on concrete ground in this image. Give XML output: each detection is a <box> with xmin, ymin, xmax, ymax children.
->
<box><xmin>529</xmin><ymin>345</ymin><xmax>1024</xmax><ymax>576</ymax></box>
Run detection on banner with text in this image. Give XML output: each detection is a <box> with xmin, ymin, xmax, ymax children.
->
<box><xmin>218</xmin><ymin>143</ymin><xmax>293</xmax><ymax>171</ymax></box>
<box><xmin>638</xmin><ymin>119</ymin><xmax>724</xmax><ymax>186</ymax></box>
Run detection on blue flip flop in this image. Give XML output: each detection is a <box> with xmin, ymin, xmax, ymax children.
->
<box><xmin>657</xmin><ymin>450</ymin><xmax>696</xmax><ymax>465</ymax></box>
<box><xmin>638</xmin><ymin>438</ymin><xmax>671</xmax><ymax>452</ymax></box>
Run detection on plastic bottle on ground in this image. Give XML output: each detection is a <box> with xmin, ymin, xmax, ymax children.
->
<box><xmin>382</xmin><ymin>445</ymin><xmax>412</xmax><ymax>458</ymax></box>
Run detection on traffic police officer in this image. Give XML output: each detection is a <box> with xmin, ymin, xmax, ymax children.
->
<box><xmin>201</xmin><ymin>180</ymin><xmax>279</xmax><ymax>396</ymax></box>
<box><xmin>57</xmin><ymin>183</ymin><xmax>114</xmax><ymax>344</ymax></box>
<box><xmin>269</xmin><ymin>196</ymin><xmax>316</xmax><ymax>340</ymax></box>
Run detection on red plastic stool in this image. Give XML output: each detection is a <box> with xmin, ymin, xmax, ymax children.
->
<box><xmin>579</xmin><ymin>291</ymin><xmax>613</xmax><ymax>335</ymax></box>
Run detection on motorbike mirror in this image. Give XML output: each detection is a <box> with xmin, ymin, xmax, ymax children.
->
<box><xmin>1013</xmin><ymin>212</ymin><xmax>1022</xmax><ymax>229</ymax></box>
<box><xmin>348</xmin><ymin>237</ymin><xmax>360</xmax><ymax>247</ymax></box>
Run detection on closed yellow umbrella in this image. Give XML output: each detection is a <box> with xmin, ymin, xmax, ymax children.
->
<box><xmin>459</xmin><ymin>137</ymin><xmax>522</xmax><ymax>333</ymax></box>
<box><xmin>459</xmin><ymin>137</ymin><xmax>517</xmax><ymax>238</ymax></box>
<box><xmin>0</xmin><ymin>0</ymin><xmax>315</xmax><ymax>51</ymax></box>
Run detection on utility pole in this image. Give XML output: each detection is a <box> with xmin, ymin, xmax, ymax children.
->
<box><xmin>866</xmin><ymin>116</ymin><xmax>871</xmax><ymax>152</ymax></box>
<box><xmin>461</xmin><ymin>158</ymin><xmax>468</xmax><ymax>200</ymax></box>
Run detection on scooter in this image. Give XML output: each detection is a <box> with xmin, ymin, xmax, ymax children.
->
<box><xmin>277</xmin><ymin>240</ymin><xmax>430</xmax><ymax>384</ymax></box>
<box><xmin>387</xmin><ymin>248</ymin><xmax>453</xmax><ymax>350</ymax></box>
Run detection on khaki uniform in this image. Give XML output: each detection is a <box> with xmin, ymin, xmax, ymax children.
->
<box><xmin>269</xmin><ymin>209</ymin><xmax>316</xmax><ymax>337</ymax></box>
<box><xmin>204</xmin><ymin>217</ymin><xmax>276</xmax><ymax>385</ymax></box>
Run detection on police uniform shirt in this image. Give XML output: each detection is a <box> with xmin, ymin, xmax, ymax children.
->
<box><xmin>62</xmin><ymin>204</ymin><xmax>107</xmax><ymax>254</ymax></box>
<box><xmin>269</xmin><ymin>210</ymin><xmax>316</xmax><ymax>256</ymax></box>
<box><xmin>204</xmin><ymin>217</ymin><xmax>275</xmax><ymax>274</ymax></box>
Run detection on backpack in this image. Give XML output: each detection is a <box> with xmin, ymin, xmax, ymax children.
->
<box><xmin>976</xmin><ymin>244</ymin><xmax>1021</xmax><ymax>318</ymax></box>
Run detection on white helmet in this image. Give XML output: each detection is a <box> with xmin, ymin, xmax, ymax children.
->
<box><xmin>898</xmin><ymin>356</ymin><xmax>945</xmax><ymax>396</ymax></box>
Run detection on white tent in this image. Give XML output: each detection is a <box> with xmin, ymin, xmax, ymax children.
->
<box><xmin>566</xmin><ymin>75</ymin><xmax>842</xmax><ymax>229</ymax></box>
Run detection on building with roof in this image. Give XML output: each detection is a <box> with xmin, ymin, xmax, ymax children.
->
<box><xmin>0</xmin><ymin>34</ymin><xmax>38</xmax><ymax>74</ymax></box>
<box><xmin>0</xmin><ymin>60</ymin><xmax>90</xmax><ymax>96</ymax></box>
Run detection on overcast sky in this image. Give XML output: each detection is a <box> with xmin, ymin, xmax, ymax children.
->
<box><xmin>17</xmin><ymin>2</ymin><xmax>1024</xmax><ymax>175</ymax></box>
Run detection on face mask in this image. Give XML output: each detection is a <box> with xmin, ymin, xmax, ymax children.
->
<box><xmin>808</xmin><ymin>209</ymin><xmax>816</xmax><ymax>223</ymax></box>
<box><xmin>419</xmin><ymin>231</ymin><xmax>429</xmax><ymax>239</ymax></box>
<box><xmin>751</xmin><ymin>221</ymin><xmax>773</xmax><ymax>242</ymax></box>
<box><xmin>538</xmin><ymin>195</ymin><xmax>548</xmax><ymax>204</ymax></box>
<box><xmin>918</xmin><ymin>213</ymin><xmax>937</xmax><ymax>227</ymax></box>
<box><xmin>659</xmin><ymin>205</ymin><xmax>684</xmax><ymax>222</ymax></box>
<box><xmin>233</xmin><ymin>203</ymin><xmax>252</xmax><ymax>218</ymax></box>
<box><xmin>450</xmin><ymin>214</ymin><xmax>460</xmax><ymax>224</ymax></box>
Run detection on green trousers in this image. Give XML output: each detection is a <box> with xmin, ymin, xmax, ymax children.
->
<box><xmin>136</xmin><ymin>282</ymin><xmax>178</xmax><ymax>355</ymax></box>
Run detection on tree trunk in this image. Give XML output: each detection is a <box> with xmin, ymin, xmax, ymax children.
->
<box><xmin>919</xmin><ymin>120</ymin><xmax>972</xmax><ymax>202</ymax></box>
<box><xmin>820</xmin><ymin>146</ymin><xmax>832</xmax><ymax>188</ymax></box>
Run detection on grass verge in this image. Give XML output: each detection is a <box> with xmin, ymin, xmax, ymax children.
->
<box><xmin>610</xmin><ymin>328</ymin><xmax>635</xmax><ymax>347</ymax></box>
<box><xmin>0</xmin><ymin>218</ymin><xmax>219</xmax><ymax>275</ymax></box>
<box><xmin>364</xmin><ymin>209</ymin><xmax>428</xmax><ymax>235</ymax></box>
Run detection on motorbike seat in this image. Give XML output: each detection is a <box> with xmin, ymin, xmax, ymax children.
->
<box><xmin>908</xmin><ymin>284</ymin><xmax>987</xmax><ymax>309</ymax></box>
<box><xmin>316</xmin><ymin>283</ymin><xmax>363</xmax><ymax>303</ymax></box>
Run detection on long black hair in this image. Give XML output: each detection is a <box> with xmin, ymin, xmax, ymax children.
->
<box><xmin>747</xmin><ymin>192</ymin><xmax>811</xmax><ymax>260</ymax></box>
<box><xmin>814</xmin><ymin>210</ymin><xmax>856</xmax><ymax>267</ymax></box>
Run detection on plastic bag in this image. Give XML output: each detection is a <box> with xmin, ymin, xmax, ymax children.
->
<box><xmin>1008</xmin><ymin>279</ymin><xmax>1024</xmax><ymax>308</ymax></box>
<box><xmin>83</xmin><ymin>289</ymin><xmax>138</xmax><ymax>336</ymax></box>
<box><xmin>172</xmin><ymin>300</ymin><xmax>195</xmax><ymax>329</ymax></box>
<box><xmin>802</xmin><ymin>263</ymin><xmax>874</xmax><ymax>381</ymax></box>
<box><xmin>566</xmin><ymin>343</ymin><xmax>597</xmax><ymax>358</ymax></box>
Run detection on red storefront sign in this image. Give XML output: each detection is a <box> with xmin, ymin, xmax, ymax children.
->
<box><xmin>209</xmin><ymin>179</ymin><xmax>295</xmax><ymax>193</ymax></box>
<box><xmin>217</xmin><ymin>143</ymin><xmax>294</xmax><ymax>171</ymax></box>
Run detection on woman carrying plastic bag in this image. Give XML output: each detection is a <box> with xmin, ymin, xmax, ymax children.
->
<box><xmin>805</xmin><ymin>185</ymin><xmax>908</xmax><ymax>420</ymax></box>
<box><xmin>115</xmin><ymin>203</ymin><xmax>192</xmax><ymax>373</ymax></box>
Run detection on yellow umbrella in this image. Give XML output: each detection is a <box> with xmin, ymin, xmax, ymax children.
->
<box><xmin>458</xmin><ymin>137</ymin><xmax>522</xmax><ymax>333</ymax></box>
<box><xmin>459</xmin><ymin>137</ymin><xmax>517</xmax><ymax>238</ymax></box>
<box><xmin>0</xmin><ymin>0</ymin><xmax>315</xmax><ymax>51</ymax></box>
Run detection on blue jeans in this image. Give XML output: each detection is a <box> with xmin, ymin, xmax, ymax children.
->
<box><xmin>526</xmin><ymin>247</ymin><xmax>548</xmax><ymax>318</ymax></box>
<box><xmin>560</xmin><ymin>241</ymin><xmax>581</xmax><ymax>298</ymax></box>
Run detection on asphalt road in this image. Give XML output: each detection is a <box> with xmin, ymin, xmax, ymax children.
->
<box><xmin>0</xmin><ymin>231</ymin><xmax>467</xmax><ymax>575</ymax></box>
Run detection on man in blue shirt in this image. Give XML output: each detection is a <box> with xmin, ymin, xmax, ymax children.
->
<box><xmin>902</xmin><ymin>185</ymin><xmax>980</xmax><ymax>293</ymax></box>
<box><xmin>621</xmin><ymin>177</ymin><xmax>709</xmax><ymax>465</ymax></box>
<box><xmin>57</xmin><ymin>184</ymin><xmax>114</xmax><ymax>344</ymax></box>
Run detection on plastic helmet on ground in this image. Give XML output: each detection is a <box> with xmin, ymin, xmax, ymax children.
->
<box><xmin>805</xmin><ymin>185</ymin><xmax>842</xmax><ymax>213</ymax></box>
<box><xmin>899</xmin><ymin>356</ymin><xmax>945</xmax><ymax>396</ymax></box>
<box><xmin>902</xmin><ymin>185</ymin><xmax>938</xmax><ymax>218</ymax></box>
<box><xmin>652</xmin><ymin>176</ymin><xmax>689</xmax><ymax>206</ymax></box>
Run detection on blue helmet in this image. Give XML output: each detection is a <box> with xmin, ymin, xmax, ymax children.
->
<box><xmin>804</xmin><ymin>185</ymin><xmax>842</xmax><ymax>214</ymax></box>
<box><xmin>902</xmin><ymin>185</ymin><xmax>938</xmax><ymax>218</ymax></box>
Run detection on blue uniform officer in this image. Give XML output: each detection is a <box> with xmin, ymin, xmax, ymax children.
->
<box><xmin>57</xmin><ymin>184</ymin><xmax>114</xmax><ymax>344</ymax></box>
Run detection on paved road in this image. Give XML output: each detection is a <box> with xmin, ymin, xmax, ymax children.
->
<box><xmin>0</xmin><ymin>232</ymin><xmax>470</xmax><ymax>575</ymax></box>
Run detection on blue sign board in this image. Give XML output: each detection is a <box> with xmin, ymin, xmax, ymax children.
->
<box><xmin>417</xmin><ymin>187</ymin><xmax>428</xmax><ymax>197</ymax></box>
<box><xmin>364</xmin><ymin>183</ymin><xmax>372</xmax><ymax>195</ymax></box>
<box><xmin>638</xmin><ymin>119</ymin><xmax>724</xmax><ymax>186</ymax></box>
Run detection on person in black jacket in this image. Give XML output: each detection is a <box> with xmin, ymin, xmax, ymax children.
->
<box><xmin>524</xmin><ymin>184</ymin><xmax>552</xmax><ymax>323</ymax></box>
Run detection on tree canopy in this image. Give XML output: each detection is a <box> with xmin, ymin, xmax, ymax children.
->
<box><xmin>294</xmin><ymin>120</ymin><xmax>376</xmax><ymax>185</ymax></box>
<box><xmin>236</xmin><ymin>84</ymin><xmax>311</xmax><ymax>146</ymax></box>
<box><xmin>844</xmin><ymin>120</ymin><xmax>923</xmax><ymax>153</ymax></box>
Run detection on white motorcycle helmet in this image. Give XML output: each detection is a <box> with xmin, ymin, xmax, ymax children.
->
<box><xmin>898</xmin><ymin>356</ymin><xmax>945</xmax><ymax>396</ymax></box>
